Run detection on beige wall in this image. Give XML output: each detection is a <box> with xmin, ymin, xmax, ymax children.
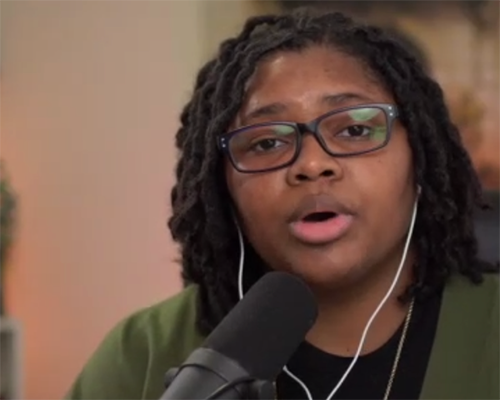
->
<box><xmin>1</xmin><ymin>1</ymin><xmax>206</xmax><ymax>398</ymax></box>
<box><xmin>202</xmin><ymin>0</ymin><xmax>279</xmax><ymax>60</ymax></box>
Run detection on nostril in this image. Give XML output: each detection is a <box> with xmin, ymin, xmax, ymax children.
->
<box><xmin>295</xmin><ymin>169</ymin><xmax>335</xmax><ymax>182</ymax></box>
<box><xmin>320</xmin><ymin>169</ymin><xmax>334</xmax><ymax>177</ymax></box>
<box><xmin>296</xmin><ymin>173</ymin><xmax>309</xmax><ymax>181</ymax></box>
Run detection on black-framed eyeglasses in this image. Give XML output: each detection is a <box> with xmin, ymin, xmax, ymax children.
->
<box><xmin>217</xmin><ymin>103</ymin><xmax>399</xmax><ymax>173</ymax></box>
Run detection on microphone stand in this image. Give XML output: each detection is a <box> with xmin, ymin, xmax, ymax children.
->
<box><xmin>161</xmin><ymin>348</ymin><xmax>275</xmax><ymax>400</ymax></box>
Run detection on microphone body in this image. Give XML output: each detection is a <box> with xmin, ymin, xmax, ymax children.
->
<box><xmin>160</xmin><ymin>271</ymin><xmax>318</xmax><ymax>400</ymax></box>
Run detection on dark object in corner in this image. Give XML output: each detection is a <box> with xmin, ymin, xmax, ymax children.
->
<box><xmin>475</xmin><ymin>190</ymin><xmax>499</xmax><ymax>265</ymax></box>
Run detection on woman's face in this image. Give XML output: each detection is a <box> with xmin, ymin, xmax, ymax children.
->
<box><xmin>225</xmin><ymin>46</ymin><xmax>417</xmax><ymax>291</ymax></box>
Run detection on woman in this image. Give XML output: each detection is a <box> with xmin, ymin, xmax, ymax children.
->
<box><xmin>65</xmin><ymin>8</ymin><xmax>498</xmax><ymax>400</ymax></box>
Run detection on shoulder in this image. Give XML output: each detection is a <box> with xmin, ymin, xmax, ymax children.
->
<box><xmin>443</xmin><ymin>267</ymin><xmax>498</xmax><ymax>314</ymax></box>
<box><xmin>440</xmin><ymin>268</ymin><xmax>498</xmax><ymax>338</ymax></box>
<box><xmin>431</xmin><ymin>270</ymin><xmax>498</xmax><ymax>398</ymax></box>
<box><xmin>117</xmin><ymin>284</ymin><xmax>205</xmax><ymax>359</ymax></box>
<box><xmin>440</xmin><ymin>268</ymin><xmax>498</xmax><ymax>351</ymax></box>
<box><xmin>477</xmin><ymin>271</ymin><xmax>498</xmax><ymax>323</ymax></box>
<box><xmin>122</xmin><ymin>284</ymin><xmax>203</xmax><ymax>343</ymax></box>
<box><xmin>64</xmin><ymin>285</ymin><xmax>205</xmax><ymax>400</ymax></box>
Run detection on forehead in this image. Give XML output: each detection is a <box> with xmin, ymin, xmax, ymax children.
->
<box><xmin>238</xmin><ymin>46</ymin><xmax>393</xmax><ymax>123</ymax></box>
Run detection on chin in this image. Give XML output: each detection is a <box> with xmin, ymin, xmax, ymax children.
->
<box><xmin>286</xmin><ymin>260</ymin><xmax>365</xmax><ymax>291</ymax></box>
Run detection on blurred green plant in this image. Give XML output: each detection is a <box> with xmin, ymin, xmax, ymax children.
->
<box><xmin>0</xmin><ymin>161</ymin><xmax>17</xmax><ymax>276</ymax></box>
<box><xmin>0</xmin><ymin>162</ymin><xmax>17</xmax><ymax>315</ymax></box>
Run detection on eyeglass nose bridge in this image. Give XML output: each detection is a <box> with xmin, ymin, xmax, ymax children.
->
<box><xmin>293</xmin><ymin>120</ymin><xmax>332</xmax><ymax>156</ymax></box>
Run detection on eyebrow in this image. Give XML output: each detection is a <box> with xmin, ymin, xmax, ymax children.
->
<box><xmin>243</xmin><ymin>92</ymin><xmax>376</xmax><ymax>123</ymax></box>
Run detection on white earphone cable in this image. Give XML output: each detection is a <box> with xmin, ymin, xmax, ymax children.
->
<box><xmin>234</xmin><ymin>190</ymin><xmax>420</xmax><ymax>400</ymax></box>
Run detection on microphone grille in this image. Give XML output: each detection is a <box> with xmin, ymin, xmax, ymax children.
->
<box><xmin>203</xmin><ymin>271</ymin><xmax>318</xmax><ymax>380</ymax></box>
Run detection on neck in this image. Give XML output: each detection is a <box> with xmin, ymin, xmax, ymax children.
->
<box><xmin>305</xmin><ymin>250</ymin><xmax>415</xmax><ymax>357</ymax></box>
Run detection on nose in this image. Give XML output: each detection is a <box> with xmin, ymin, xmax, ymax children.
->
<box><xmin>286</xmin><ymin>135</ymin><xmax>343</xmax><ymax>186</ymax></box>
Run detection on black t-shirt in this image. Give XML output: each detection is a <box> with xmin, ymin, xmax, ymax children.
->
<box><xmin>276</xmin><ymin>291</ymin><xmax>443</xmax><ymax>400</ymax></box>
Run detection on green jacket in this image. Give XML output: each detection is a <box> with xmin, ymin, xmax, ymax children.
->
<box><xmin>65</xmin><ymin>274</ymin><xmax>499</xmax><ymax>399</ymax></box>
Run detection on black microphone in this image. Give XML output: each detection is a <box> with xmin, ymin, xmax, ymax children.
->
<box><xmin>161</xmin><ymin>271</ymin><xmax>318</xmax><ymax>400</ymax></box>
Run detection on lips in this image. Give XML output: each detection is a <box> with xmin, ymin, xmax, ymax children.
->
<box><xmin>288</xmin><ymin>194</ymin><xmax>354</xmax><ymax>245</ymax></box>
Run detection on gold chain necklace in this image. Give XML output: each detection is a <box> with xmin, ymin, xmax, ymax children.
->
<box><xmin>274</xmin><ymin>299</ymin><xmax>415</xmax><ymax>400</ymax></box>
<box><xmin>383</xmin><ymin>298</ymin><xmax>414</xmax><ymax>400</ymax></box>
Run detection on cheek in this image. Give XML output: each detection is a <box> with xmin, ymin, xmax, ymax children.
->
<box><xmin>226</xmin><ymin>168</ymin><xmax>286</xmax><ymax>234</ymax></box>
<box><xmin>355</xmin><ymin>144</ymin><xmax>415</xmax><ymax>228</ymax></box>
<box><xmin>370</xmin><ymin>157</ymin><xmax>412</xmax><ymax>198</ymax></box>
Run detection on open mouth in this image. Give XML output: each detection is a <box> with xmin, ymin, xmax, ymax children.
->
<box><xmin>302</xmin><ymin>211</ymin><xmax>338</xmax><ymax>222</ymax></box>
<box><xmin>290</xmin><ymin>210</ymin><xmax>353</xmax><ymax>244</ymax></box>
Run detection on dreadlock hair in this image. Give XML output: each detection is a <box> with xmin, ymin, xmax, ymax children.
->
<box><xmin>167</xmin><ymin>7</ymin><xmax>488</xmax><ymax>336</ymax></box>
